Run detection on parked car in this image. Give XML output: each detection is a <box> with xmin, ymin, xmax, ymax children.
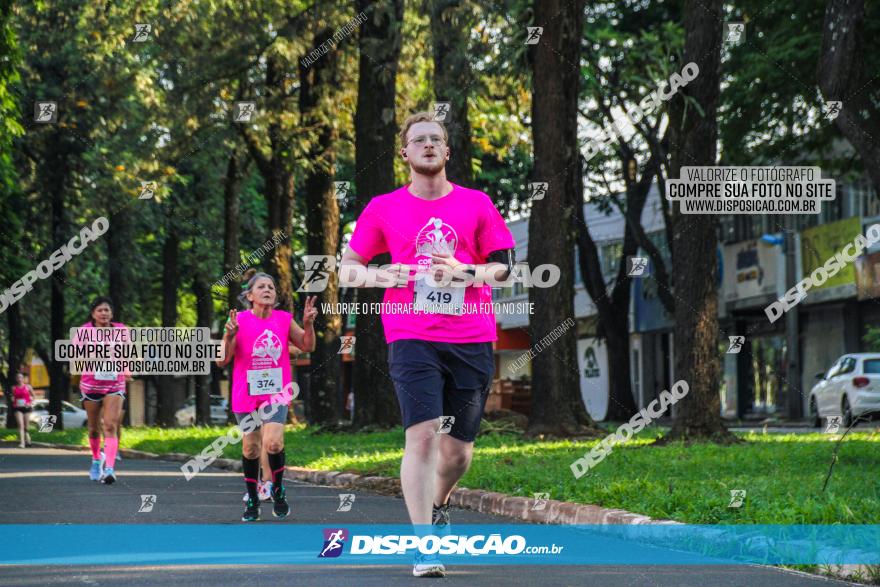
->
<box><xmin>28</xmin><ymin>399</ymin><xmax>88</xmax><ymax>429</ymax></box>
<box><xmin>809</xmin><ymin>353</ymin><xmax>880</xmax><ymax>428</ymax></box>
<box><xmin>175</xmin><ymin>395</ymin><xmax>228</xmax><ymax>426</ymax></box>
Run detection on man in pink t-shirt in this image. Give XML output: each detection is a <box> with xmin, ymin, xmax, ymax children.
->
<box><xmin>342</xmin><ymin>111</ymin><xmax>515</xmax><ymax>578</ymax></box>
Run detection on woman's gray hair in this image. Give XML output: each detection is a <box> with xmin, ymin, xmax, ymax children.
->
<box><xmin>237</xmin><ymin>272</ymin><xmax>279</xmax><ymax>308</ymax></box>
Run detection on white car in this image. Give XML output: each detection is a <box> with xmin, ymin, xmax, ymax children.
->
<box><xmin>175</xmin><ymin>395</ymin><xmax>228</xmax><ymax>426</ymax></box>
<box><xmin>809</xmin><ymin>353</ymin><xmax>880</xmax><ymax>428</ymax></box>
<box><xmin>28</xmin><ymin>399</ymin><xmax>88</xmax><ymax>429</ymax></box>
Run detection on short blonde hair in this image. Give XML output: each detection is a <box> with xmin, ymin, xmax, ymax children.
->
<box><xmin>399</xmin><ymin>111</ymin><xmax>448</xmax><ymax>147</ymax></box>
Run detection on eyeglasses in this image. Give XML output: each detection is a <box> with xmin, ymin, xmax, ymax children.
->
<box><xmin>408</xmin><ymin>134</ymin><xmax>446</xmax><ymax>146</ymax></box>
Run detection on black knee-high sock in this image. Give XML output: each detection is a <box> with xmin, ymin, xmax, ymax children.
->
<box><xmin>242</xmin><ymin>456</ymin><xmax>260</xmax><ymax>502</ymax></box>
<box><xmin>267</xmin><ymin>450</ymin><xmax>285</xmax><ymax>489</ymax></box>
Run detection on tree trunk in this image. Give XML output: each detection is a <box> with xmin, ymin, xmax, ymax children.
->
<box><xmin>662</xmin><ymin>0</ymin><xmax>736</xmax><ymax>443</ymax></box>
<box><xmin>527</xmin><ymin>0</ymin><xmax>601</xmax><ymax>437</ymax></box>
<box><xmin>300</xmin><ymin>26</ymin><xmax>343</xmax><ymax>425</ymax></box>
<box><xmin>48</xmin><ymin>146</ymin><xmax>69</xmax><ymax>430</ymax></box>
<box><xmin>818</xmin><ymin>0</ymin><xmax>880</xmax><ymax>196</ymax></box>
<box><xmin>157</xmin><ymin>220</ymin><xmax>180</xmax><ymax>427</ymax></box>
<box><xmin>107</xmin><ymin>206</ymin><xmax>128</xmax><ymax>321</ymax></box>
<box><xmin>263</xmin><ymin>54</ymin><xmax>296</xmax><ymax>313</ymax></box>
<box><xmin>191</xmin><ymin>168</ymin><xmax>214</xmax><ymax>426</ymax></box>
<box><xmin>573</xmin><ymin>177</ymin><xmax>658</xmax><ymax>421</ymax></box>
<box><xmin>222</xmin><ymin>151</ymin><xmax>243</xmax><ymax>310</ymax></box>
<box><xmin>429</xmin><ymin>0</ymin><xmax>474</xmax><ymax>186</ymax></box>
<box><xmin>351</xmin><ymin>0</ymin><xmax>405</xmax><ymax>429</ymax></box>
<box><xmin>193</xmin><ymin>272</ymin><xmax>213</xmax><ymax>425</ymax></box>
<box><xmin>237</xmin><ymin>53</ymin><xmax>296</xmax><ymax>313</ymax></box>
<box><xmin>602</xmin><ymin>311</ymin><xmax>637</xmax><ymax>420</ymax></box>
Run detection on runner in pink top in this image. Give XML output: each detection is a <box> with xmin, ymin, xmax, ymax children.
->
<box><xmin>341</xmin><ymin>111</ymin><xmax>516</xmax><ymax>578</ymax></box>
<box><xmin>348</xmin><ymin>183</ymin><xmax>515</xmax><ymax>343</ymax></box>
<box><xmin>216</xmin><ymin>269</ymin><xmax>316</xmax><ymax>522</ymax></box>
<box><xmin>11</xmin><ymin>373</ymin><xmax>34</xmax><ymax>448</ymax></box>
<box><xmin>75</xmin><ymin>296</ymin><xmax>131</xmax><ymax>484</ymax></box>
<box><xmin>230</xmin><ymin>308</ymin><xmax>293</xmax><ymax>414</ymax></box>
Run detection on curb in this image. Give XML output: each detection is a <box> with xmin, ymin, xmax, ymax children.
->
<box><xmin>27</xmin><ymin>441</ymin><xmax>675</xmax><ymax>526</ymax></box>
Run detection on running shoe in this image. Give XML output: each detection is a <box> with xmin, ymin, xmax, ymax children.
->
<box><xmin>242</xmin><ymin>498</ymin><xmax>260</xmax><ymax>522</ymax></box>
<box><xmin>413</xmin><ymin>552</ymin><xmax>446</xmax><ymax>578</ymax></box>
<box><xmin>259</xmin><ymin>480</ymin><xmax>274</xmax><ymax>502</ymax></box>
<box><xmin>90</xmin><ymin>451</ymin><xmax>106</xmax><ymax>481</ymax></box>
<box><xmin>101</xmin><ymin>467</ymin><xmax>116</xmax><ymax>485</ymax></box>
<box><xmin>242</xmin><ymin>481</ymin><xmax>274</xmax><ymax>502</ymax></box>
<box><xmin>432</xmin><ymin>502</ymin><xmax>450</xmax><ymax>527</ymax></box>
<box><xmin>271</xmin><ymin>486</ymin><xmax>290</xmax><ymax>518</ymax></box>
<box><xmin>89</xmin><ymin>459</ymin><xmax>103</xmax><ymax>481</ymax></box>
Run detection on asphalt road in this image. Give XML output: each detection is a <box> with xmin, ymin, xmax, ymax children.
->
<box><xmin>0</xmin><ymin>446</ymin><xmax>856</xmax><ymax>586</ymax></box>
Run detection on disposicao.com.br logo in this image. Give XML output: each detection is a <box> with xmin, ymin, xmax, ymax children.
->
<box><xmin>319</xmin><ymin>528</ymin><xmax>563</xmax><ymax>557</ymax></box>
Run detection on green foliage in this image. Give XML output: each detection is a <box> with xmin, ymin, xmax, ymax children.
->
<box><xmin>720</xmin><ymin>0</ymin><xmax>880</xmax><ymax>178</ymax></box>
<box><xmin>580</xmin><ymin>2</ymin><xmax>683</xmax><ymax>197</ymax></box>
<box><xmin>864</xmin><ymin>326</ymin><xmax>880</xmax><ymax>353</ymax></box>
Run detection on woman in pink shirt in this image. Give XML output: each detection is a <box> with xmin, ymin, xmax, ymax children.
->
<box><xmin>75</xmin><ymin>296</ymin><xmax>131</xmax><ymax>484</ymax></box>
<box><xmin>11</xmin><ymin>372</ymin><xmax>34</xmax><ymax>448</ymax></box>
<box><xmin>216</xmin><ymin>269</ymin><xmax>316</xmax><ymax>522</ymax></box>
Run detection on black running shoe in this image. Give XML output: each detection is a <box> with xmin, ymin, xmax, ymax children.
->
<box><xmin>242</xmin><ymin>497</ymin><xmax>260</xmax><ymax>522</ymax></box>
<box><xmin>101</xmin><ymin>467</ymin><xmax>116</xmax><ymax>485</ymax></box>
<box><xmin>432</xmin><ymin>502</ymin><xmax>450</xmax><ymax>527</ymax></box>
<box><xmin>272</xmin><ymin>486</ymin><xmax>290</xmax><ymax>518</ymax></box>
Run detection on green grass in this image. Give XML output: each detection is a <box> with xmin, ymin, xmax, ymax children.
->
<box><xmin>6</xmin><ymin>424</ymin><xmax>879</xmax><ymax>525</ymax></box>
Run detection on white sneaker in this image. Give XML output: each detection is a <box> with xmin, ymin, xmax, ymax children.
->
<box><xmin>243</xmin><ymin>481</ymin><xmax>273</xmax><ymax>502</ymax></box>
<box><xmin>413</xmin><ymin>553</ymin><xmax>446</xmax><ymax>578</ymax></box>
<box><xmin>89</xmin><ymin>459</ymin><xmax>102</xmax><ymax>481</ymax></box>
<box><xmin>259</xmin><ymin>481</ymin><xmax>274</xmax><ymax>502</ymax></box>
<box><xmin>89</xmin><ymin>450</ymin><xmax>106</xmax><ymax>481</ymax></box>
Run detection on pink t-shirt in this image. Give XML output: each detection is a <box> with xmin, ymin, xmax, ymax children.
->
<box><xmin>348</xmin><ymin>183</ymin><xmax>515</xmax><ymax>344</ymax></box>
<box><xmin>231</xmin><ymin>309</ymin><xmax>293</xmax><ymax>413</ymax></box>
<box><xmin>76</xmin><ymin>322</ymin><xmax>128</xmax><ymax>395</ymax></box>
<box><xmin>12</xmin><ymin>385</ymin><xmax>32</xmax><ymax>408</ymax></box>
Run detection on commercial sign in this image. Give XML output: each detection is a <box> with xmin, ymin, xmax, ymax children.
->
<box><xmin>722</xmin><ymin>239</ymin><xmax>780</xmax><ymax>302</ymax></box>
<box><xmin>800</xmin><ymin>217</ymin><xmax>860</xmax><ymax>291</ymax></box>
<box><xmin>576</xmin><ymin>338</ymin><xmax>608</xmax><ymax>421</ymax></box>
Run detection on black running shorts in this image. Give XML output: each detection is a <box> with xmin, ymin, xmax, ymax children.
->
<box><xmin>387</xmin><ymin>339</ymin><xmax>494</xmax><ymax>442</ymax></box>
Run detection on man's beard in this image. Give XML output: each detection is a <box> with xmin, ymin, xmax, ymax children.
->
<box><xmin>410</xmin><ymin>156</ymin><xmax>446</xmax><ymax>176</ymax></box>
